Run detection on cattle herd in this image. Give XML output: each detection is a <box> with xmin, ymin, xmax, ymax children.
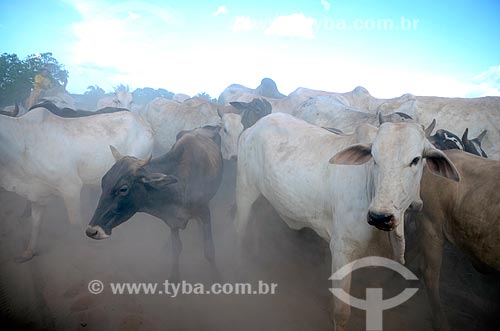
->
<box><xmin>0</xmin><ymin>78</ymin><xmax>499</xmax><ymax>330</ymax></box>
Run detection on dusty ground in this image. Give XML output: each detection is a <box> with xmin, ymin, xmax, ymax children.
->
<box><xmin>0</xmin><ymin>161</ymin><xmax>499</xmax><ymax>331</ymax></box>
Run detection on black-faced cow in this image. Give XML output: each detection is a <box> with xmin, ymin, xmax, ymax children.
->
<box><xmin>86</xmin><ymin>125</ymin><xmax>223</xmax><ymax>281</ymax></box>
<box><xmin>217</xmin><ymin>98</ymin><xmax>273</xmax><ymax>160</ymax></box>
<box><xmin>462</xmin><ymin>128</ymin><xmax>488</xmax><ymax>157</ymax></box>
<box><xmin>229</xmin><ymin>98</ymin><xmax>272</xmax><ymax>130</ymax></box>
<box><xmin>425</xmin><ymin>119</ymin><xmax>488</xmax><ymax>157</ymax></box>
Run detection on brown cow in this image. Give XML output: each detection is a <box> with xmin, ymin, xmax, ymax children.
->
<box><xmin>85</xmin><ymin>125</ymin><xmax>223</xmax><ymax>281</ymax></box>
<box><xmin>416</xmin><ymin>149</ymin><xmax>500</xmax><ymax>330</ymax></box>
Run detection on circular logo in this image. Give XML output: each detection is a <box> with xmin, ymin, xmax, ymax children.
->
<box><xmin>88</xmin><ymin>280</ymin><xmax>105</xmax><ymax>295</ymax></box>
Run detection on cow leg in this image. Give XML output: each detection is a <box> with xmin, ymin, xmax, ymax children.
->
<box><xmin>61</xmin><ymin>185</ymin><xmax>82</xmax><ymax>225</ymax></box>
<box><xmin>330</xmin><ymin>247</ymin><xmax>352</xmax><ymax>331</ymax></box>
<box><xmin>198</xmin><ymin>205</ymin><xmax>220</xmax><ymax>281</ymax></box>
<box><xmin>169</xmin><ymin>227</ymin><xmax>182</xmax><ymax>283</ymax></box>
<box><xmin>16</xmin><ymin>203</ymin><xmax>45</xmax><ymax>263</ymax></box>
<box><xmin>420</xmin><ymin>215</ymin><xmax>449</xmax><ymax>331</ymax></box>
<box><xmin>234</xmin><ymin>181</ymin><xmax>260</xmax><ymax>250</ymax></box>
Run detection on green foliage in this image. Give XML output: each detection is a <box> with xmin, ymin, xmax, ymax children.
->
<box><xmin>113</xmin><ymin>84</ymin><xmax>130</xmax><ymax>93</ymax></box>
<box><xmin>132</xmin><ymin>87</ymin><xmax>174</xmax><ymax>105</ymax></box>
<box><xmin>0</xmin><ymin>52</ymin><xmax>68</xmax><ymax>107</ymax></box>
<box><xmin>196</xmin><ymin>92</ymin><xmax>217</xmax><ymax>103</ymax></box>
<box><xmin>82</xmin><ymin>85</ymin><xmax>106</xmax><ymax>108</ymax></box>
<box><xmin>84</xmin><ymin>85</ymin><xmax>106</xmax><ymax>97</ymax></box>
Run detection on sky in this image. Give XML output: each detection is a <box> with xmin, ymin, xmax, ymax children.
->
<box><xmin>1</xmin><ymin>0</ymin><xmax>499</xmax><ymax>99</ymax></box>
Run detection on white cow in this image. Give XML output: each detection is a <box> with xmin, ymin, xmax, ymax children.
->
<box><xmin>173</xmin><ymin>93</ymin><xmax>191</xmax><ymax>103</ymax></box>
<box><xmin>219</xmin><ymin>112</ymin><xmax>243</xmax><ymax>160</ymax></box>
<box><xmin>137</xmin><ymin>97</ymin><xmax>222</xmax><ymax>156</ymax></box>
<box><xmin>386</xmin><ymin>96</ymin><xmax>500</xmax><ymax>160</ymax></box>
<box><xmin>235</xmin><ymin>113</ymin><xmax>459</xmax><ymax>330</ymax></box>
<box><xmin>218</xmin><ymin>78</ymin><xmax>286</xmax><ymax>105</ymax></box>
<box><xmin>138</xmin><ymin>97</ymin><xmax>271</xmax><ymax>159</ymax></box>
<box><xmin>294</xmin><ymin>96</ymin><xmax>413</xmax><ymax>130</ymax></box>
<box><xmin>97</xmin><ymin>90</ymin><xmax>134</xmax><ymax>110</ymax></box>
<box><xmin>0</xmin><ymin>109</ymin><xmax>153</xmax><ymax>261</ymax></box>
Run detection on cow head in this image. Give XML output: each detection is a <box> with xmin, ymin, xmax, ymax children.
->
<box><xmin>423</xmin><ymin>118</ymin><xmax>465</xmax><ymax>152</ymax></box>
<box><xmin>329</xmin><ymin>122</ymin><xmax>460</xmax><ymax>232</ymax></box>
<box><xmin>218</xmin><ymin>111</ymin><xmax>243</xmax><ymax>160</ymax></box>
<box><xmin>217</xmin><ymin>98</ymin><xmax>272</xmax><ymax>160</ymax></box>
<box><xmin>462</xmin><ymin>128</ymin><xmax>488</xmax><ymax>158</ymax></box>
<box><xmin>114</xmin><ymin>91</ymin><xmax>134</xmax><ymax>109</ymax></box>
<box><xmin>230</xmin><ymin>98</ymin><xmax>272</xmax><ymax>130</ymax></box>
<box><xmin>427</xmin><ymin>129</ymin><xmax>464</xmax><ymax>151</ymax></box>
<box><xmin>85</xmin><ymin>146</ymin><xmax>177</xmax><ymax>240</ymax></box>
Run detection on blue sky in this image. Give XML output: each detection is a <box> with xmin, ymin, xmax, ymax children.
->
<box><xmin>1</xmin><ymin>0</ymin><xmax>499</xmax><ymax>98</ymax></box>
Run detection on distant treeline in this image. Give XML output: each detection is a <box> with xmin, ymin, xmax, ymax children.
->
<box><xmin>0</xmin><ymin>52</ymin><xmax>216</xmax><ymax>108</ymax></box>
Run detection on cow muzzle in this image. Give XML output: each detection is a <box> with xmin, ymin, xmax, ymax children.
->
<box><xmin>85</xmin><ymin>226</ymin><xmax>110</xmax><ymax>240</ymax></box>
<box><xmin>367</xmin><ymin>211</ymin><xmax>395</xmax><ymax>231</ymax></box>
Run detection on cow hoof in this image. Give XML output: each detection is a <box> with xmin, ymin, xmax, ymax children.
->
<box><xmin>15</xmin><ymin>250</ymin><xmax>35</xmax><ymax>263</ymax></box>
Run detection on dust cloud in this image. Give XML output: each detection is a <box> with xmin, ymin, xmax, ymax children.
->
<box><xmin>0</xmin><ymin>161</ymin><xmax>499</xmax><ymax>330</ymax></box>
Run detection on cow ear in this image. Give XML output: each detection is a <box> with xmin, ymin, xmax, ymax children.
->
<box><xmin>423</xmin><ymin>143</ymin><xmax>460</xmax><ymax>182</ymax></box>
<box><xmin>110</xmin><ymin>145</ymin><xmax>123</xmax><ymax>161</ymax></box>
<box><xmin>141</xmin><ymin>173</ymin><xmax>178</xmax><ymax>189</ymax></box>
<box><xmin>329</xmin><ymin>144</ymin><xmax>373</xmax><ymax>165</ymax></box>
<box><xmin>229</xmin><ymin>101</ymin><xmax>247</xmax><ymax>114</ymax></box>
<box><xmin>261</xmin><ymin>98</ymin><xmax>272</xmax><ymax>112</ymax></box>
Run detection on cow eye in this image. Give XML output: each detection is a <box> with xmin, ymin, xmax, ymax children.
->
<box><xmin>410</xmin><ymin>157</ymin><xmax>421</xmax><ymax>166</ymax></box>
<box><xmin>117</xmin><ymin>185</ymin><xmax>129</xmax><ymax>196</ymax></box>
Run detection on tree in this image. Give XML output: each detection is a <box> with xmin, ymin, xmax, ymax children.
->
<box><xmin>84</xmin><ymin>85</ymin><xmax>106</xmax><ymax>97</ymax></box>
<box><xmin>113</xmin><ymin>84</ymin><xmax>130</xmax><ymax>93</ymax></box>
<box><xmin>132</xmin><ymin>87</ymin><xmax>174</xmax><ymax>105</ymax></box>
<box><xmin>196</xmin><ymin>92</ymin><xmax>217</xmax><ymax>103</ymax></box>
<box><xmin>0</xmin><ymin>52</ymin><xmax>69</xmax><ymax>107</ymax></box>
<box><xmin>82</xmin><ymin>85</ymin><xmax>106</xmax><ymax>108</ymax></box>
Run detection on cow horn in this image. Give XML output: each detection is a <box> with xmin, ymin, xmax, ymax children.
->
<box><xmin>461</xmin><ymin>128</ymin><xmax>469</xmax><ymax>142</ymax></box>
<box><xmin>135</xmin><ymin>154</ymin><xmax>152</xmax><ymax>169</ymax></box>
<box><xmin>13</xmin><ymin>101</ymin><xmax>19</xmax><ymax>117</ymax></box>
<box><xmin>378</xmin><ymin>112</ymin><xmax>388</xmax><ymax>125</ymax></box>
<box><xmin>475</xmin><ymin>130</ymin><xmax>487</xmax><ymax>142</ymax></box>
<box><xmin>217</xmin><ymin>107</ymin><xmax>224</xmax><ymax>118</ymax></box>
<box><xmin>110</xmin><ymin>145</ymin><xmax>124</xmax><ymax>161</ymax></box>
<box><xmin>424</xmin><ymin>119</ymin><xmax>436</xmax><ymax>138</ymax></box>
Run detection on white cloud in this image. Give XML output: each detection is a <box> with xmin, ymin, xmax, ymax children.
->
<box><xmin>232</xmin><ymin>16</ymin><xmax>256</xmax><ymax>32</ymax></box>
<box><xmin>61</xmin><ymin>0</ymin><xmax>500</xmax><ymax>100</ymax></box>
<box><xmin>321</xmin><ymin>0</ymin><xmax>331</xmax><ymax>11</ymax></box>
<box><xmin>467</xmin><ymin>65</ymin><xmax>500</xmax><ymax>97</ymax></box>
<box><xmin>265</xmin><ymin>14</ymin><xmax>316</xmax><ymax>39</ymax></box>
<box><xmin>128</xmin><ymin>10</ymin><xmax>140</xmax><ymax>20</ymax></box>
<box><xmin>213</xmin><ymin>5</ymin><xmax>228</xmax><ymax>16</ymax></box>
